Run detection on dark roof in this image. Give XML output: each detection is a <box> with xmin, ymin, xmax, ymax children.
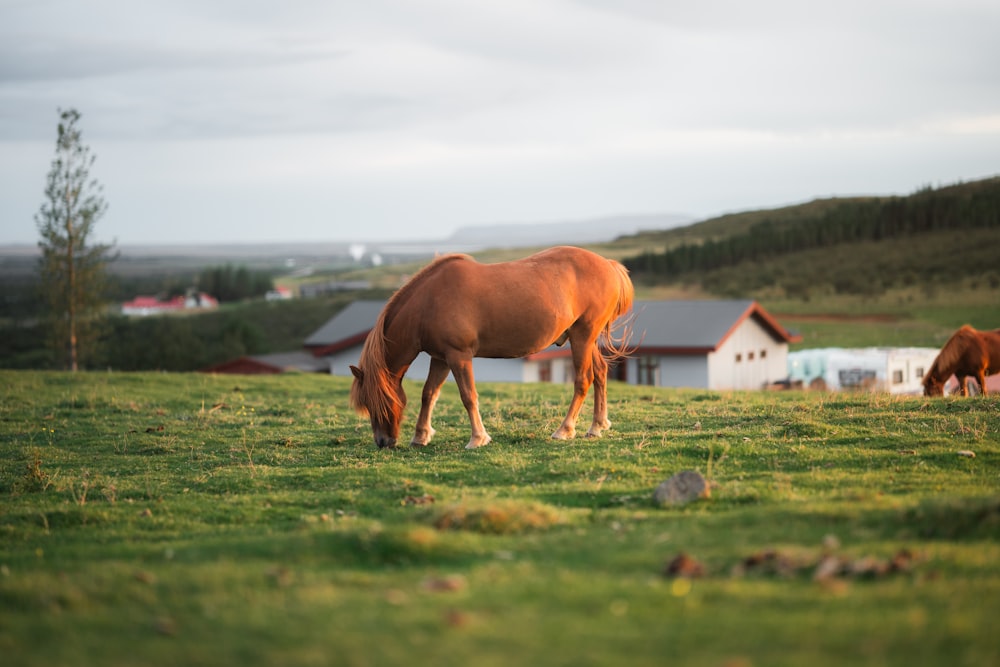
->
<box><xmin>625</xmin><ymin>300</ymin><xmax>800</xmax><ymax>352</ymax></box>
<box><xmin>303</xmin><ymin>300</ymin><xmax>385</xmax><ymax>355</ymax></box>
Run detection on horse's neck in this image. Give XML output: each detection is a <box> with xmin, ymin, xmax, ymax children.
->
<box><xmin>381</xmin><ymin>314</ymin><xmax>420</xmax><ymax>375</ymax></box>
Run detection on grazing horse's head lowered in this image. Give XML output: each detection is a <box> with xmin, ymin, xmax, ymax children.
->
<box><xmin>349</xmin><ymin>363</ymin><xmax>406</xmax><ymax>449</ymax></box>
<box><xmin>347</xmin><ymin>246</ymin><xmax>634</xmax><ymax>450</ymax></box>
<box><xmin>922</xmin><ymin>325</ymin><xmax>1000</xmax><ymax>397</ymax></box>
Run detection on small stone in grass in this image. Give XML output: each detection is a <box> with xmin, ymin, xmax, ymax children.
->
<box><xmin>653</xmin><ymin>470</ymin><xmax>710</xmax><ymax>506</ymax></box>
<box><xmin>956</xmin><ymin>450</ymin><xmax>976</xmax><ymax>458</ymax></box>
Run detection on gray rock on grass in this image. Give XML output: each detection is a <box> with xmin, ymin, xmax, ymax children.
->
<box><xmin>653</xmin><ymin>470</ymin><xmax>710</xmax><ymax>506</ymax></box>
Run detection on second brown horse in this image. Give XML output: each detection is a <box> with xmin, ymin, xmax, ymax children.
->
<box><xmin>923</xmin><ymin>325</ymin><xmax>1000</xmax><ymax>396</ymax></box>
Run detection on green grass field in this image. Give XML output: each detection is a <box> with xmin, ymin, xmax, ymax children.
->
<box><xmin>1</xmin><ymin>370</ymin><xmax>998</xmax><ymax>666</ymax></box>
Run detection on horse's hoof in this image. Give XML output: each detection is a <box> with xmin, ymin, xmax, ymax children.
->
<box><xmin>465</xmin><ymin>435</ymin><xmax>492</xmax><ymax>449</ymax></box>
<box><xmin>551</xmin><ymin>428</ymin><xmax>575</xmax><ymax>440</ymax></box>
<box><xmin>585</xmin><ymin>420</ymin><xmax>612</xmax><ymax>438</ymax></box>
<box><xmin>411</xmin><ymin>427</ymin><xmax>436</xmax><ymax>447</ymax></box>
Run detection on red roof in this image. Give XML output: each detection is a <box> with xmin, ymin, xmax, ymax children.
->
<box><xmin>122</xmin><ymin>293</ymin><xmax>218</xmax><ymax>313</ymax></box>
<box><xmin>122</xmin><ymin>296</ymin><xmax>186</xmax><ymax>310</ymax></box>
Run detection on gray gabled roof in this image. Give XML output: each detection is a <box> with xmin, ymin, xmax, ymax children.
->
<box><xmin>303</xmin><ymin>300</ymin><xmax>385</xmax><ymax>351</ymax></box>
<box><xmin>625</xmin><ymin>300</ymin><xmax>799</xmax><ymax>351</ymax></box>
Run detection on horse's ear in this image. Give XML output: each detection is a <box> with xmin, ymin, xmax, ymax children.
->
<box><xmin>350</xmin><ymin>365</ymin><xmax>364</xmax><ymax>381</ymax></box>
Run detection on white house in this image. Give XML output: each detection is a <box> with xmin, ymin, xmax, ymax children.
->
<box><xmin>615</xmin><ymin>300</ymin><xmax>801</xmax><ymax>390</ymax></box>
<box><xmin>303</xmin><ymin>298</ymin><xmax>800</xmax><ymax>391</ymax></box>
<box><xmin>121</xmin><ymin>292</ymin><xmax>219</xmax><ymax>316</ymax></box>
<box><xmin>787</xmin><ymin>347</ymin><xmax>940</xmax><ymax>394</ymax></box>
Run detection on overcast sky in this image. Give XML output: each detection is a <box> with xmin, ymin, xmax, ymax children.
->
<box><xmin>2</xmin><ymin>0</ymin><xmax>998</xmax><ymax>245</ymax></box>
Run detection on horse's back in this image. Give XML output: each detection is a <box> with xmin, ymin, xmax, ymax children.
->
<box><xmin>429</xmin><ymin>246</ymin><xmax>624</xmax><ymax>304</ymax></box>
<box><xmin>404</xmin><ymin>246</ymin><xmax>630</xmax><ymax>359</ymax></box>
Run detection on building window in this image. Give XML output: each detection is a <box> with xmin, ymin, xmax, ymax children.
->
<box><xmin>735</xmin><ymin>353</ymin><xmax>742</xmax><ymax>363</ymax></box>
<box><xmin>760</xmin><ymin>349</ymin><xmax>767</xmax><ymax>359</ymax></box>
<box><xmin>748</xmin><ymin>351</ymin><xmax>755</xmax><ymax>361</ymax></box>
<box><xmin>892</xmin><ymin>369</ymin><xmax>904</xmax><ymax>384</ymax></box>
<box><xmin>637</xmin><ymin>356</ymin><xmax>659</xmax><ymax>386</ymax></box>
<box><xmin>915</xmin><ymin>367</ymin><xmax>924</xmax><ymax>379</ymax></box>
<box><xmin>538</xmin><ymin>360</ymin><xmax>552</xmax><ymax>383</ymax></box>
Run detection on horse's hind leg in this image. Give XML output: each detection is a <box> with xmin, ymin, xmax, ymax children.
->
<box><xmin>553</xmin><ymin>335</ymin><xmax>596</xmax><ymax>440</ymax></box>
<box><xmin>412</xmin><ymin>357</ymin><xmax>450</xmax><ymax>447</ymax></box>
<box><xmin>585</xmin><ymin>346</ymin><xmax>611</xmax><ymax>438</ymax></box>
<box><xmin>977</xmin><ymin>370</ymin><xmax>988</xmax><ymax>396</ymax></box>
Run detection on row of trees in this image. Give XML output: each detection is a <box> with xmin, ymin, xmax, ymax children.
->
<box><xmin>197</xmin><ymin>265</ymin><xmax>274</xmax><ymax>303</ymax></box>
<box><xmin>623</xmin><ymin>180</ymin><xmax>1000</xmax><ymax>279</ymax></box>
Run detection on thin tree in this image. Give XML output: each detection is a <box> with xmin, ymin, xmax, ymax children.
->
<box><xmin>35</xmin><ymin>108</ymin><xmax>116</xmax><ymax>371</ymax></box>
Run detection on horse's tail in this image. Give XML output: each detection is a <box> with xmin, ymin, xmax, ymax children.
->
<box><xmin>598</xmin><ymin>259</ymin><xmax>637</xmax><ymax>363</ymax></box>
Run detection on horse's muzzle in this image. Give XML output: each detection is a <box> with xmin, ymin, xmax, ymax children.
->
<box><xmin>376</xmin><ymin>435</ymin><xmax>398</xmax><ymax>449</ymax></box>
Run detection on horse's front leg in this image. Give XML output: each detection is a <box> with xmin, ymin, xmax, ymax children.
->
<box><xmin>976</xmin><ymin>371</ymin><xmax>988</xmax><ymax>397</ymax></box>
<box><xmin>449</xmin><ymin>357</ymin><xmax>492</xmax><ymax>449</ymax></box>
<box><xmin>958</xmin><ymin>375</ymin><xmax>969</xmax><ymax>396</ymax></box>
<box><xmin>412</xmin><ymin>358</ymin><xmax>450</xmax><ymax>447</ymax></box>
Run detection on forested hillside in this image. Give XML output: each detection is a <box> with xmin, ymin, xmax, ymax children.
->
<box><xmin>621</xmin><ymin>177</ymin><xmax>1000</xmax><ymax>297</ymax></box>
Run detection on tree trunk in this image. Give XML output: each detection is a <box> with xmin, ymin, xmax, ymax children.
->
<box><xmin>65</xmin><ymin>194</ymin><xmax>78</xmax><ymax>372</ymax></box>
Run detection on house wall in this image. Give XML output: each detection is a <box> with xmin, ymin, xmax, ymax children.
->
<box><xmin>710</xmin><ymin>319</ymin><xmax>788</xmax><ymax>390</ymax></box>
<box><xmin>885</xmin><ymin>350</ymin><xmax>938</xmax><ymax>394</ymax></box>
<box><xmin>523</xmin><ymin>358</ymin><xmax>575</xmax><ymax>383</ymax></box>
<box><xmin>788</xmin><ymin>348</ymin><xmax>938</xmax><ymax>394</ymax></box>
<box><xmin>659</xmin><ymin>356</ymin><xmax>709</xmax><ymax>389</ymax></box>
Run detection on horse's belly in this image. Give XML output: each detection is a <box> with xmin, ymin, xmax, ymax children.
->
<box><xmin>475</xmin><ymin>322</ymin><xmax>567</xmax><ymax>359</ymax></box>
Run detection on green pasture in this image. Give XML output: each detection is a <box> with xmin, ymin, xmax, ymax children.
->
<box><xmin>1</xmin><ymin>370</ymin><xmax>998</xmax><ymax>666</ymax></box>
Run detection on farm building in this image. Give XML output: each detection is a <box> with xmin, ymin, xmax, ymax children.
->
<box><xmin>301</xmin><ymin>298</ymin><xmax>800</xmax><ymax>390</ymax></box>
<box><xmin>121</xmin><ymin>292</ymin><xmax>218</xmax><ymax>316</ymax></box>
<box><xmin>787</xmin><ymin>347</ymin><xmax>942</xmax><ymax>394</ymax></box>
<box><xmin>615</xmin><ymin>300</ymin><xmax>801</xmax><ymax>390</ymax></box>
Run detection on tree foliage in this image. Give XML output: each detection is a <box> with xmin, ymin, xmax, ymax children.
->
<box><xmin>35</xmin><ymin>108</ymin><xmax>116</xmax><ymax>370</ymax></box>
<box><xmin>197</xmin><ymin>264</ymin><xmax>275</xmax><ymax>302</ymax></box>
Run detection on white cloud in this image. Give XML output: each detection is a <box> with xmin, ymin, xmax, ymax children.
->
<box><xmin>1</xmin><ymin>0</ymin><xmax>998</xmax><ymax>244</ymax></box>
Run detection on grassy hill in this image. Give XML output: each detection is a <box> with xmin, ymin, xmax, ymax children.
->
<box><xmin>1</xmin><ymin>370</ymin><xmax>998</xmax><ymax>666</ymax></box>
<box><xmin>616</xmin><ymin>177</ymin><xmax>1000</xmax><ymax>301</ymax></box>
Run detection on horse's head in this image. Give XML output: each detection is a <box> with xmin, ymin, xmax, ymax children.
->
<box><xmin>350</xmin><ymin>365</ymin><xmax>406</xmax><ymax>448</ymax></box>
<box><xmin>922</xmin><ymin>374</ymin><xmax>944</xmax><ymax>396</ymax></box>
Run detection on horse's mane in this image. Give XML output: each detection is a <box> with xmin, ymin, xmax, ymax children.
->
<box><xmin>349</xmin><ymin>254</ymin><xmax>472</xmax><ymax>418</ymax></box>
<box><xmin>926</xmin><ymin>325</ymin><xmax>977</xmax><ymax>384</ymax></box>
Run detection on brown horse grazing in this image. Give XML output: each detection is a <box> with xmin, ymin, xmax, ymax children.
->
<box><xmin>923</xmin><ymin>325</ymin><xmax>1000</xmax><ymax>396</ymax></box>
<box><xmin>349</xmin><ymin>246</ymin><xmax>634</xmax><ymax>449</ymax></box>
